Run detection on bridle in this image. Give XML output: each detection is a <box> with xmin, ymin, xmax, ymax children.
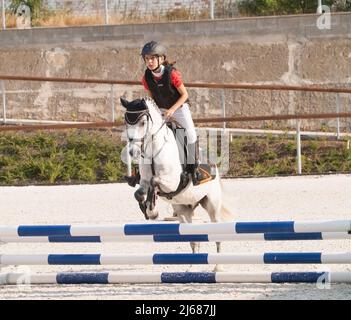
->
<box><xmin>125</xmin><ymin>109</ymin><xmax>151</xmax><ymax>149</ymax></box>
<box><xmin>124</xmin><ymin>100</ymin><xmax>189</xmax><ymax>205</ymax></box>
<box><xmin>124</xmin><ymin>105</ymin><xmax>167</xmax><ymax>159</ymax></box>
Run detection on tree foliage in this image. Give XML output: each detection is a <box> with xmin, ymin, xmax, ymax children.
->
<box><xmin>237</xmin><ymin>0</ymin><xmax>351</xmax><ymax>16</ymax></box>
<box><xmin>9</xmin><ymin>0</ymin><xmax>43</xmax><ymax>22</ymax></box>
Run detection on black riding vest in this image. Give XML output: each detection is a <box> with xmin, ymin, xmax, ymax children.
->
<box><xmin>144</xmin><ymin>66</ymin><xmax>183</xmax><ymax>110</ymax></box>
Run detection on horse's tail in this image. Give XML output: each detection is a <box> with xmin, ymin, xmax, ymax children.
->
<box><xmin>219</xmin><ymin>203</ymin><xmax>234</xmax><ymax>222</ymax></box>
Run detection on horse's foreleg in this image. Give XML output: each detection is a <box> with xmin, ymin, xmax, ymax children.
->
<box><xmin>134</xmin><ymin>187</ymin><xmax>148</xmax><ymax>220</ymax></box>
<box><xmin>145</xmin><ymin>177</ymin><xmax>159</xmax><ymax>220</ymax></box>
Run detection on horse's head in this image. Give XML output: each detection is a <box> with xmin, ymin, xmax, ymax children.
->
<box><xmin>121</xmin><ymin>97</ymin><xmax>163</xmax><ymax>158</ymax></box>
<box><xmin>121</xmin><ymin>97</ymin><xmax>164</xmax><ymax>220</ymax></box>
<box><xmin>121</xmin><ymin>97</ymin><xmax>149</xmax><ymax>159</ymax></box>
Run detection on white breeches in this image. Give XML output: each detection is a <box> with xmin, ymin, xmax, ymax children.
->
<box><xmin>160</xmin><ymin>103</ymin><xmax>197</xmax><ymax>144</ymax></box>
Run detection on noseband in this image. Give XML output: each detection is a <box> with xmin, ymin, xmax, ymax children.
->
<box><xmin>124</xmin><ymin>105</ymin><xmax>167</xmax><ymax>159</ymax></box>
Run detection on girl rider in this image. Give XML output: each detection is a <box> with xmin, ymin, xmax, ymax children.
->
<box><xmin>125</xmin><ymin>41</ymin><xmax>204</xmax><ymax>186</ymax></box>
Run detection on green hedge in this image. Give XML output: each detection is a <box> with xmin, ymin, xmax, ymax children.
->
<box><xmin>228</xmin><ymin>134</ymin><xmax>351</xmax><ymax>176</ymax></box>
<box><xmin>0</xmin><ymin>130</ymin><xmax>350</xmax><ymax>185</ymax></box>
<box><xmin>0</xmin><ymin>130</ymin><xmax>126</xmax><ymax>184</ymax></box>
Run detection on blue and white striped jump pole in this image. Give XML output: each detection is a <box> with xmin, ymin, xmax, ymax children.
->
<box><xmin>1</xmin><ymin>271</ymin><xmax>351</xmax><ymax>285</ymax></box>
<box><xmin>0</xmin><ymin>219</ymin><xmax>350</xmax><ymax>237</ymax></box>
<box><xmin>1</xmin><ymin>252</ymin><xmax>351</xmax><ymax>265</ymax></box>
<box><xmin>1</xmin><ymin>232</ymin><xmax>350</xmax><ymax>243</ymax></box>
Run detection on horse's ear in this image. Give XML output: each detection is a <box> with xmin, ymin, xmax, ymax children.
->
<box><xmin>120</xmin><ymin>97</ymin><xmax>129</xmax><ymax>108</ymax></box>
<box><xmin>141</xmin><ymin>98</ymin><xmax>148</xmax><ymax>108</ymax></box>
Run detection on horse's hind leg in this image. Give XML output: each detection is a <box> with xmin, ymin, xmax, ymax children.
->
<box><xmin>199</xmin><ymin>195</ymin><xmax>223</xmax><ymax>271</ymax></box>
<box><xmin>172</xmin><ymin>204</ymin><xmax>200</xmax><ymax>254</ymax></box>
<box><xmin>200</xmin><ymin>196</ymin><xmax>221</xmax><ymax>253</ymax></box>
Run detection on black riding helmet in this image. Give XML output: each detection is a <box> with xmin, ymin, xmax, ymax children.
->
<box><xmin>141</xmin><ymin>41</ymin><xmax>166</xmax><ymax>59</ymax></box>
<box><xmin>141</xmin><ymin>41</ymin><xmax>166</xmax><ymax>71</ymax></box>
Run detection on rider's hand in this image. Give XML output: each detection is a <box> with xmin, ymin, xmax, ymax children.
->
<box><xmin>164</xmin><ymin>108</ymin><xmax>176</xmax><ymax>120</ymax></box>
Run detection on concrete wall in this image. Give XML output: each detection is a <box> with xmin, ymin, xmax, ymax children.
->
<box><xmin>0</xmin><ymin>13</ymin><xmax>350</xmax><ymax>130</ymax></box>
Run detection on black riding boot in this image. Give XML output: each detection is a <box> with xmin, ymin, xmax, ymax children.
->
<box><xmin>187</xmin><ymin>140</ymin><xmax>205</xmax><ymax>186</ymax></box>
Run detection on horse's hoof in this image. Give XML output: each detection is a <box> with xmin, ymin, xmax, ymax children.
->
<box><xmin>147</xmin><ymin>210</ymin><xmax>159</xmax><ymax>220</ymax></box>
<box><xmin>134</xmin><ymin>190</ymin><xmax>145</xmax><ymax>203</ymax></box>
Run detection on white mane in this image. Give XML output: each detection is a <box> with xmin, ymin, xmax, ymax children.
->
<box><xmin>144</xmin><ymin>98</ymin><xmax>163</xmax><ymax>133</ymax></box>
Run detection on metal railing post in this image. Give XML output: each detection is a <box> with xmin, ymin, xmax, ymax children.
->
<box><xmin>1</xmin><ymin>80</ymin><xmax>6</xmax><ymax>124</ymax></box>
<box><xmin>210</xmin><ymin>0</ymin><xmax>214</xmax><ymax>19</ymax></box>
<box><xmin>1</xmin><ymin>0</ymin><xmax>5</xmax><ymax>30</ymax></box>
<box><xmin>317</xmin><ymin>0</ymin><xmax>323</xmax><ymax>14</ymax></box>
<box><xmin>221</xmin><ymin>89</ymin><xmax>226</xmax><ymax>130</ymax></box>
<box><xmin>336</xmin><ymin>93</ymin><xmax>340</xmax><ymax>140</ymax></box>
<box><xmin>296</xmin><ymin>120</ymin><xmax>302</xmax><ymax>175</ymax></box>
<box><xmin>104</xmin><ymin>0</ymin><xmax>109</xmax><ymax>25</ymax></box>
<box><xmin>110</xmin><ymin>84</ymin><xmax>115</xmax><ymax>122</ymax></box>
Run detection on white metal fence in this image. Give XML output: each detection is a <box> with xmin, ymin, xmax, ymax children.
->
<box><xmin>1</xmin><ymin>0</ymin><xmax>240</xmax><ymax>29</ymax></box>
<box><xmin>1</xmin><ymin>75</ymin><xmax>351</xmax><ymax>176</ymax></box>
